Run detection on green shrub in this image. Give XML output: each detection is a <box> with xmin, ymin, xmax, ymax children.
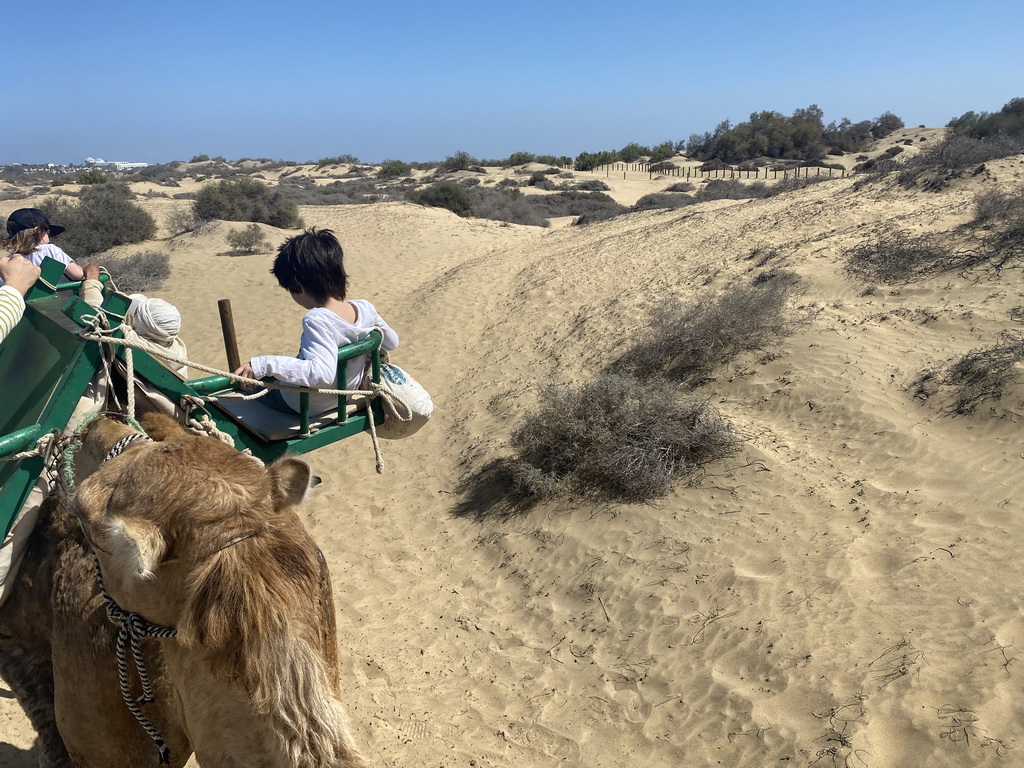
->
<box><xmin>189</xmin><ymin>154</ymin><xmax>210</xmax><ymax>163</ymax></box>
<box><xmin>504</xmin><ymin>151</ymin><xmax>536</xmax><ymax>166</ymax></box>
<box><xmin>469</xmin><ymin>187</ymin><xmax>547</xmax><ymax>227</ymax></box>
<box><xmin>440</xmin><ymin>151</ymin><xmax>475</xmax><ymax>173</ymax></box>
<box><xmin>193</xmin><ymin>178</ymin><xmax>303</xmax><ymax>228</ymax></box>
<box><xmin>408</xmin><ymin>182</ymin><xmax>474</xmax><ymax>217</ymax></box>
<box><xmin>666</xmin><ymin>181</ymin><xmax>695</xmax><ymax>193</ymax></box>
<box><xmin>77</xmin><ymin>169</ymin><xmax>109</xmax><ymax>185</ymax></box>
<box><xmin>610</xmin><ymin>271</ymin><xmax>801</xmax><ymax>385</ymax></box>
<box><xmin>378</xmin><ymin>160</ymin><xmax>412</xmax><ymax>179</ymax></box>
<box><xmin>226</xmin><ymin>223</ymin><xmax>269</xmax><ymax>254</ymax></box>
<box><xmin>317</xmin><ymin>154</ymin><xmax>359</xmax><ymax>167</ymax></box>
<box><xmin>104</xmin><ymin>251</ymin><xmax>171</xmax><ymax>293</ymax></box>
<box><xmin>695</xmin><ymin>179</ymin><xmax>771</xmax><ymax>201</ymax></box>
<box><xmin>507</xmin><ymin>373</ymin><xmax>739</xmax><ymax>503</ymax></box>
<box><xmin>39</xmin><ymin>183</ymin><xmax>157</xmax><ymax>256</ymax></box>
<box><xmin>633</xmin><ymin>193</ymin><xmax>696</xmax><ymax>211</ymax></box>
<box><xmin>574</xmin><ymin>179</ymin><xmax>610</xmax><ymax>192</ymax></box>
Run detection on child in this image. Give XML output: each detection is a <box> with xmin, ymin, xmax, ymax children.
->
<box><xmin>2</xmin><ymin>208</ymin><xmax>84</xmax><ymax>283</ymax></box>
<box><xmin>235</xmin><ymin>227</ymin><xmax>398</xmax><ymax>415</ymax></box>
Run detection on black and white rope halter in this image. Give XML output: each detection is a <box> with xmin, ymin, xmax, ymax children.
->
<box><xmin>93</xmin><ymin>431</ymin><xmax>177</xmax><ymax>765</ymax></box>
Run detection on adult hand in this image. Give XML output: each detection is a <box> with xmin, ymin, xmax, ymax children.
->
<box><xmin>83</xmin><ymin>263</ymin><xmax>101</xmax><ymax>281</ymax></box>
<box><xmin>0</xmin><ymin>256</ymin><xmax>42</xmax><ymax>296</ymax></box>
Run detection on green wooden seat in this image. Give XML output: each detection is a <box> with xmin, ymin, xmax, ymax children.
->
<box><xmin>0</xmin><ymin>257</ymin><xmax>385</xmax><ymax>539</ymax></box>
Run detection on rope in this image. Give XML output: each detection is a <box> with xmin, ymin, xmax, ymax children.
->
<box><xmin>94</xmin><ymin>555</ymin><xmax>176</xmax><ymax>764</ymax></box>
<box><xmin>72</xmin><ymin>429</ymin><xmax>175</xmax><ymax>764</ymax></box>
<box><xmin>0</xmin><ymin>430</ymin><xmax>59</xmax><ymax>463</ymax></box>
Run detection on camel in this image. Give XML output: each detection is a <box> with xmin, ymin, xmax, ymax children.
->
<box><xmin>0</xmin><ymin>412</ymin><xmax>365</xmax><ymax>768</ymax></box>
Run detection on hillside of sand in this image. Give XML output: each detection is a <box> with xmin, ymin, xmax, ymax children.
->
<box><xmin>2</xmin><ymin>142</ymin><xmax>1023</xmax><ymax>768</ymax></box>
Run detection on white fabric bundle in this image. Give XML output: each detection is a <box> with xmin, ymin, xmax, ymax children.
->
<box><xmin>128</xmin><ymin>294</ymin><xmax>181</xmax><ymax>344</ymax></box>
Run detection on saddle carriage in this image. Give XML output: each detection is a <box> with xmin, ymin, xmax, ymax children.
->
<box><xmin>0</xmin><ymin>256</ymin><xmax>386</xmax><ymax>539</ymax></box>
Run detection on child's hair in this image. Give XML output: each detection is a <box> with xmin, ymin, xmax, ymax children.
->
<box><xmin>2</xmin><ymin>226</ymin><xmax>46</xmax><ymax>256</ymax></box>
<box><xmin>270</xmin><ymin>227</ymin><xmax>347</xmax><ymax>304</ymax></box>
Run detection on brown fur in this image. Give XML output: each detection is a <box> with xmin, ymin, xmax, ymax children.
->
<box><xmin>0</xmin><ymin>414</ymin><xmax>363</xmax><ymax>767</ymax></box>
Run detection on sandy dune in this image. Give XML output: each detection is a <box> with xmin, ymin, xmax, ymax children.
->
<box><xmin>2</xmin><ymin>148</ymin><xmax>1023</xmax><ymax>767</ymax></box>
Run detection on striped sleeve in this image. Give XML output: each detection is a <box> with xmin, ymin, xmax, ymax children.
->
<box><xmin>0</xmin><ymin>285</ymin><xmax>27</xmax><ymax>345</ymax></box>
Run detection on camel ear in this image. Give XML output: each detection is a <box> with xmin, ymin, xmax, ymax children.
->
<box><xmin>100</xmin><ymin>517</ymin><xmax>168</xmax><ymax>581</ymax></box>
<box><xmin>138</xmin><ymin>411</ymin><xmax>189</xmax><ymax>442</ymax></box>
<box><xmin>267</xmin><ymin>457</ymin><xmax>313</xmax><ymax>509</ymax></box>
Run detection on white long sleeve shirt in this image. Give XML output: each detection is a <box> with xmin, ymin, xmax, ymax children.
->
<box><xmin>250</xmin><ymin>299</ymin><xmax>399</xmax><ymax>415</ymax></box>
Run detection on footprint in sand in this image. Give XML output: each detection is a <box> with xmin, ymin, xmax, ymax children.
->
<box><xmin>502</xmin><ymin>721</ymin><xmax>581</xmax><ymax>761</ymax></box>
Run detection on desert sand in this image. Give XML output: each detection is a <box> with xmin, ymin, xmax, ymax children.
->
<box><xmin>2</xmin><ymin>137</ymin><xmax>1023</xmax><ymax>767</ymax></box>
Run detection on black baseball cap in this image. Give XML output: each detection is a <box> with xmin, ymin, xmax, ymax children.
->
<box><xmin>6</xmin><ymin>208</ymin><xmax>65</xmax><ymax>238</ymax></box>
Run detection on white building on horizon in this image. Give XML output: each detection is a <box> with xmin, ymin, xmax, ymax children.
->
<box><xmin>84</xmin><ymin>157</ymin><xmax>149</xmax><ymax>171</ymax></box>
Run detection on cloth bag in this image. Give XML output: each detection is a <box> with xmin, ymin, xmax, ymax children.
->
<box><xmin>374</xmin><ymin>364</ymin><xmax>433</xmax><ymax>439</ymax></box>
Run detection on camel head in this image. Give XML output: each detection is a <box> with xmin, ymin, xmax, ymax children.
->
<box><xmin>69</xmin><ymin>413</ymin><xmax>363</xmax><ymax>767</ymax></box>
<box><xmin>72</xmin><ymin>413</ymin><xmax>314</xmax><ymax>627</ymax></box>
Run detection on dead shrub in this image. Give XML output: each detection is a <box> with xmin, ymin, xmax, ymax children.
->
<box><xmin>104</xmin><ymin>251</ymin><xmax>171</xmax><ymax>294</ymax></box>
<box><xmin>913</xmin><ymin>331</ymin><xmax>1024</xmax><ymax>414</ymax></box>
<box><xmin>506</xmin><ymin>374</ymin><xmax>740</xmax><ymax>504</ymax></box>
<box><xmin>843</xmin><ymin>228</ymin><xmax>975</xmax><ymax>284</ymax></box>
<box><xmin>610</xmin><ymin>271</ymin><xmax>801</xmax><ymax>386</ymax></box>
<box><xmin>972</xmin><ymin>188</ymin><xmax>1024</xmax><ymax>224</ymax></box>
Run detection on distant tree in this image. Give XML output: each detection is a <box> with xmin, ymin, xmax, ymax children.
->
<box><xmin>440</xmin><ymin>151</ymin><xmax>476</xmax><ymax>173</ymax></box>
<box><xmin>871</xmin><ymin>111</ymin><xmax>905</xmax><ymax>138</ymax></box>
<box><xmin>948</xmin><ymin>97</ymin><xmax>1024</xmax><ymax>139</ymax></box>
<box><xmin>189</xmin><ymin>154</ymin><xmax>211</xmax><ymax>163</ymax></box>
<box><xmin>505</xmin><ymin>151</ymin><xmax>537</xmax><ymax>166</ymax></box>
<box><xmin>619</xmin><ymin>142</ymin><xmax>650</xmax><ymax>162</ymax></box>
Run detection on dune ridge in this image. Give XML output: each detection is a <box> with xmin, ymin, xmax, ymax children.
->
<box><xmin>1</xmin><ymin>148</ymin><xmax>1022</xmax><ymax>768</ymax></box>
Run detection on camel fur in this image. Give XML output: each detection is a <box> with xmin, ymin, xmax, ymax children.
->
<box><xmin>0</xmin><ymin>413</ymin><xmax>365</xmax><ymax>768</ymax></box>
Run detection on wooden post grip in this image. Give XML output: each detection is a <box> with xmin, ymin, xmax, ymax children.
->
<box><xmin>218</xmin><ymin>299</ymin><xmax>241</xmax><ymax>372</ymax></box>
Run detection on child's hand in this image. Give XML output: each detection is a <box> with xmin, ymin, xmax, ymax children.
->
<box><xmin>234</xmin><ymin>362</ymin><xmax>257</xmax><ymax>390</ymax></box>
<box><xmin>83</xmin><ymin>263</ymin><xmax>101</xmax><ymax>281</ymax></box>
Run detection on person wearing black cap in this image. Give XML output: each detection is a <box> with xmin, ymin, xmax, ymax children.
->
<box><xmin>2</xmin><ymin>208</ymin><xmax>84</xmax><ymax>282</ymax></box>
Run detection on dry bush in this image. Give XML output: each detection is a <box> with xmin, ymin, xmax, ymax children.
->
<box><xmin>104</xmin><ymin>251</ymin><xmax>171</xmax><ymax>294</ymax></box>
<box><xmin>895</xmin><ymin>134</ymin><xmax>1024</xmax><ymax>190</ymax></box>
<box><xmin>843</xmin><ymin>228</ymin><xmax>976</xmax><ymax>284</ymax></box>
<box><xmin>506</xmin><ymin>373</ymin><xmax>740</xmax><ymax>504</ymax></box>
<box><xmin>226</xmin><ymin>223</ymin><xmax>268</xmax><ymax>254</ymax></box>
<box><xmin>469</xmin><ymin>187</ymin><xmax>548</xmax><ymax>227</ymax></box>
<box><xmin>610</xmin><ymin>271</ymin><xmax>801</xmax><ymax>386</ymax></box>
<box><xmin>973</xmin><ymin>188</ymin><xmax>1024</xmax><ymax>224</ymax></box>
<box><xmin>166</xmin><ymin>205</ymin><xmax>199</xmax><ymax>235</ymax></box>
<box><xmin>913</xmin><ymin>331</ymin><xmax>1024</xmax><ymax>414</ymax></box>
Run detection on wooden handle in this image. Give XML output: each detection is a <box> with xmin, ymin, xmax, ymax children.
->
<box><xmin>218</xmin><ymin>299</ymin><xmax>241</xmax><ymax>372</ymax></box>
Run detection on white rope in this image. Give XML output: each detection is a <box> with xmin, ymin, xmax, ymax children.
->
<box><xmin>0</xmin><ymin>430</ymin><xmax>59</xmax><ymax>462</ymax></box>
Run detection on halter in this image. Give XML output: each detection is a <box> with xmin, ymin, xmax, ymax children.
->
<box><xmin>90</xmin><ymin>430</ymin><xmax>177</xmax><ymax>765</ymax></box>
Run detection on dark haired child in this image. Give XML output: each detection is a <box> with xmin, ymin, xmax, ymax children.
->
<box><xmin>235</xmin><ymin>227</ymin><xmax>399</xmax><ymax>415</ymax></box>
<box><xmin>2</xmin><ymin>208</ymin><xmax>84</xmax><ymax>282</ymax></box>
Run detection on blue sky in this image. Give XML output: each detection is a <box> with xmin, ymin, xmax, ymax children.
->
<box><xmin>6</xmin><ymin>0</ymin><xmax>1023</xmax><ymax>165</ymax></box>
